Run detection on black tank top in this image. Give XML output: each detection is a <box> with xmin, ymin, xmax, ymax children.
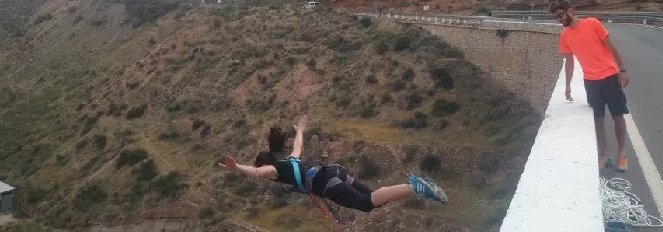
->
<box><xmin>273</xmin><ymin>159</ymin><xmax>309</xmax><ymax>186</ymax></box>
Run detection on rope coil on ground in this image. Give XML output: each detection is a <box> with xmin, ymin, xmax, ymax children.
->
<box><xmin>600</xmin><ymin>177</ymin><xmax>663</xmax><ymax>228</ymax></box>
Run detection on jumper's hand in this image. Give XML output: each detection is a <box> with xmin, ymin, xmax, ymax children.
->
<box><xmin>294</xmin><ymin>114</ymin><xmax>308</xmax><ymax>132</ymax></box>
<box><xmin>217</xmin><ymin>156</ymin><xmax>238</xmax><ymax>172</ymax></box>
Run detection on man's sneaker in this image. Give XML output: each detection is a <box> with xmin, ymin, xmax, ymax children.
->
<box><xmin>408</xmin><ymin>173</ymin><xmax>448</xmax><ymax>205</ymax></box>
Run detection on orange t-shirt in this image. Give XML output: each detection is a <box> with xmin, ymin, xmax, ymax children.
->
<box><xmin>559</xmin><ymin>18</ymin><xmax>618</xmax><ymax>80</ymax></box>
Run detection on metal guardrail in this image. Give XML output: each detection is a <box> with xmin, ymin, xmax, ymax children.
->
<box><xmin>354</xmin><ymin>13</ymin><xmax>562</xmax><ymax>34</ymax></box>
<box><xmin>492</xmin><ymin>10</ymin><xmax>663</xmax><ymax>25</ymax></box>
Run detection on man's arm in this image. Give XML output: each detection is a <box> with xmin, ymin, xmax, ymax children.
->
<box><xmin>289</xmin><ymin>115</ymin><xmax>308</xmax><ymax>159</ymax></box>
<box><xmin>604</xmin><ymin>36</ymin><xmax>630</xmax><ymax>87</ymax></box>
<box><xmin>564</xmin><ymin>53</ymin><xmax>575</xmax><ymax>102</ymax></box>
<box><xmin>218</xmin><ymin>156</ymin><xmax>277</xmax><ymax>179</ymax></box>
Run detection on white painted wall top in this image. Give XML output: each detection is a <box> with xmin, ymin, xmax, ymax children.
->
<box><xmin>500</xmin><ymin>58</ymin><xmax>604</xmax><ymax>232</ymax></box>
<box><xmin>0</xmin><ymin>181</ymin><xmax>14</xmax><ymax>193</ymax></box>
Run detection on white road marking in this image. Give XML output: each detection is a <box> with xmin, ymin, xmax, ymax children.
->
<box><xmin>625</xmin><ymin>113</ymin><xmax>663</xmax><ymax>215</ymax></box>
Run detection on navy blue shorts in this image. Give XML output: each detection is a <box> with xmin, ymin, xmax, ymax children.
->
<box><xmin>584</xmin><ymin>74</ymin><xmax>629</xmax><ymax>118</ymax></box>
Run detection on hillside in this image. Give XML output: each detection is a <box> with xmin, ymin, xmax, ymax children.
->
<box><xmin>0</xmin><ymin>0</ymin><xmax>541</xmax><ymax>231</ymax></box>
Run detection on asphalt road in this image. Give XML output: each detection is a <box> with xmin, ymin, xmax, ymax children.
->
<box><xmin>599</xmin><ymin>23</ymin><xmax>663</xmax><ymax>232</ymax></box>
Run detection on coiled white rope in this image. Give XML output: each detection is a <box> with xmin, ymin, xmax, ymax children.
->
<box><xmin>600</xmin><ymin>177</ymin><xmax>663</xmax><ymax>228</ymax></box>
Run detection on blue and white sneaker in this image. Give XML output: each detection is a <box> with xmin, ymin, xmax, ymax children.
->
<box><xmin>408</xmin><ymin>173</ymin><xmax>448</xmax><ymax>205</ymax></box>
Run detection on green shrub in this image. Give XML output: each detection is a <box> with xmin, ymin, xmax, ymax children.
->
<box><xmin>359</xmin><ymin>17</ymin><xmax>372</xmax><ymax>28</ymax></box>
<box><xmin>358</xmin><ymin>156</ymin><xmax>380</xmax><ymax>179</ymax></box>
<box><xmin>75</xmin><ymin>139</ymin><xmax>88</xmax><ymax>150</ymax></box>
<box><xmin>400</xmin><ymin>112</ymin><xmax>428</xmax><ymax>129</ymax></box>
<box><xmin>365</xmin><ymin>75</ymin><xmax>378</xmax><ymax>84</ymax></box>
<box><xmin>200</xmin><ymin>124</ymin><xmax>211</xmax><ymax>138</ymax></box>
<box><xmin>496</xmin><ymin>29</ymin><xmax>509</xmax><ymax>39</ymax></box>
<box><xmin>336</xmin><ymin>95</ymin><xmax>351</xmax><ymax>107</ymax></box>
<box><xmin>93</xmin><ymin>134</ymin><xmax>107</xmax><ymax>150</ymax></box>
<box><xmin>431</xmin><ymin>68</ymin><xmax>454</xmax><ymax>90</ymax></box>
<box><xmin>476</xmin><ymin>6</ymin><xmax>492</xmax><ymax>16</ymax></box>
<box><xmin>116</xmin><ymin>149</ymin><xmax>148</xmax><ymax>169</ymax></box>
<box><xmin>134</xmin><ymin>159</ymin><xmax>158</xmax><ymax>182</ymax></box>
<box><xmin>127</xmin><ymin>183</ymin><xmax>146</xmax><ymax>203</ymax></box>
<box><xmin>121</xmin><ymin>0</ymin><xmax>180</xmax><ymax>27</ymax></box>
<box><xmin>158</xmin><ymin>132</ymin><xmax>179</xmax><ymax>140</ymax></box>
<box><xmin>192</xmin><ymin>119</ymin><xmax>205</xmax><ymax>131</ymax></box>
<box><xmin>389</xmin><ymin>80</ymin><xmax>406</xmax><ymax>91</ymax></box>
<box><xmin>81</xmin><ymin>116</ymin><xmax>98</xmax><ymax>135</ymax></box>
<box><xmin>151</xmin><ymin>171</ymin><xmax>188</xmax><ymax>199</ymax></box>
<box><xmin>126</xmin><ymin>105</ymin><xmax>147</xmax><ymax>119</ymax></box>
<box><xmin>373</xmin><ymin>37</ymin><xmax>390</xmax><ymax>55</ymax></box>
<box><xmin>25</xmin><ymin>186</ymin><xmax>48</xmax><ymax>204</ymax></box>
<box><xmin>420</xmin><ymin>155</ymin><xmax>441</xmax><ymax>173</ymax></box>
<box><xmin>431</xmin><ymin>99</ymin><xmax>460</xmax><ymax>117</ymax></box>
<box><xmin>406</xmin><ymin>92</ymin><xmax>423</xmax><ymax>110</ymax></box>
<box><xmin>33</xmin><ymin>14</ymin><xmax>53</xmax><ymax>25</ymax></box>
<box><xmin>358</xmin><ymin>105</ymin><xmax>377</xmax><ymax>118</ymax></box>
<box><xmin>90</xmin><ymin>19</ymin><xmax>106</xmax><ymax>26</ymax></box>
<box><xmin>403</xmin><ymin>145</ymin><xmax>418</xmax><ymax>164</ymax></box>
<box><xmin>199</xmin><ymin>207</ymin><xmax>215</xmax><ymax>219</ymax></box>
<box><xmin>402</xmin><ymin>68</ymin><xmax>415</xmax><ymax>81</ymax></box>
<box><xmin>393</xmin><ymin>35</ymin><xmax>411</xmax><ymax>51</ymax></box>
<box><xmin>74</xmin><ymin>184</ymin><xmax>107</xmax><ymax>210</ymax></box>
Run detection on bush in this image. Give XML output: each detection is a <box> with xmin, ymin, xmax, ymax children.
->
<box><xmin>403</xmin><ymin>145</ymin><xmax>418</xmax><ymax>164</ymax></box>
<box><xmin>419</xmin><ymin>155</ymin><xmax>441</xmax><ymax>173</ymax></box>
<box><xmin>402</xmin><ymin>68</ymin><xmax>415</xmax><ymax>81</ymax></box>
<box><xmin>389</xmin><ymin>80</ymin><xmax>406</xmax><ymax>91</ymax></box>
<box><xmin>122</xmin><ymin>0</ymin><xmax>180</xmax><ymax>27</ymax></box>
<box><xmin>431</xmin><ymin>68</ymin><xmax>454</xmax><ymax>90</ymax></box>
<box><xmin>199</xmin><ymin>207</ymin><xmax>215</xmax><ymax>219</ymax></box>
<box><xmin>90</xmin><ymin>19</ymin><xmax>106</xmax><ymax>27</ymax></box>
<box><xmin>33</xmin><ymin>14</ymin><xmax>53</xmax><ymax>25</ymax></box>
<box><xmin>393</xmin><ymin>35</ymin><xmax>411</xmax><ymax>51</ymax></box>
<box><xmin>151</xmin><ymin>171</ymin><xmax>188</xmax><ymax>199</ymax></box>
<box><xmin>158</xmin><ymin>132</ymin><xmax>179</xmax><ymax>140</ymax></box>
<box><xmin>200</xmin><ymin>124</ymin><xmax>212</xmax><ymax>138</ymax></box>
<box><xmin>358</xmin><ymin>105</ymin><xmax>377</xmax><ymax>118</ymax></box>
<box><xmin>134</xmin><ymin>159</ymin><xmax>158</xmax><ymax>182</ymax></box>
<box><xmin>25</xmin><ymin>186</ymin><xmax>48</xmax><ymax>204</ymax></box>
<box><xmin>81</xmin><ymin>116</ymin><xmax>98</xmax><ymax>135</ymax></box>
<box><xmin>431</xmin><ymin>99</ymin><xmax>460</xmax><ymax>117</ymax></box>
<box><xmin>406</xmin><ymin>92</ymin><xmax>423</xmax><ymax>110</ymax></box>
<box><xmin>126</xmin><ymin>105</ymin><xmax>147</xmax><ymax>119</ymax></box>
<box><xmin>192</xmin><ymin>119</ymin><xmax>205</xmax><ymax>131</ymax></box>
<box><xmin>358</xmin><ymin>156</ymin><xmax>380</xmax><ymax>179</ymax></box>
<box><xmin>127</xmin><ymin>183</ymin><xmax>146</xmax><ymax>203</ymax></box>
<box><xmin>75</xmin><ymin>139</ymin><xmax>88</xmax><ymax>150</ymax></box>
<box><xmin>400</xmin><ymin>112</ymin><xmax>428</xmax><ymax>129</ymax></box>
<box><xmin>116</xmin><ymin>149</ymin><xmax>148</xmax><ymax>169</ymax></box>
<box><xmin>359</xmin><ymin>17</ymin><xmax>372</xmax><ymax>28</ymax></box>
<box><xmin>74</xmin><ymin>184</ymin><xmax>107</xmax><ymax>210</ymax></box>
<box><xmin>476</xmin><ymin>6</ymin><xmax>492</xmax><ymax>16</ymax></box>
<box><xmin>335</xmin><ymin>95</ymin><xmax>351</xmax><ymax>107</ymax></box>
<box><xmin>92</xmin><ymin>134</ymin><xmax>107</xmax><ymax>150</ymax></box>
<box><xmin>374</xmin><ymin>39</ymin><xmax>389</xmax><ymax>55</ymax></box>
<box><xmin>365</xmin><ymin>75</ymin><xmax>378</xmax><ymax>84</ymax></box>
<box><xmin>496</xmin><ymin>29</ymin><xmax>509</xmax><ymax>39</ymax></box>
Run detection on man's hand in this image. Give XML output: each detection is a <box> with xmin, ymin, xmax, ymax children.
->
<box><xmin>618</xmin><ymin>73</ymin><xmax>630</xmax><ymax>88</ymax></box>
<box><xmin>565</xmin><ymin>86</ymin><xmax>574</xmax><ymax>102</ymax></box>
<box><xmin>217</xmin><ymin>156</ymin><xmax>238</xmax><ymax>172</ymax></box>
<box><xmin>294</xmin><ymin>114</ymin><xmax>308</xmax><ymax>132</ymax></box>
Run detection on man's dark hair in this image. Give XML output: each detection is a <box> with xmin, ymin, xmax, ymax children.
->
<box><xmin>255</xmin><ymin>151</ymin><xmax>278</xmax><ymax>167</ymax></box>
<box><xmin>549</xmin><ymin>0</ymin><xmax>572</xmax><ymax>14</ymax></box>
<box><xmin>268</xmin><ymin>126</ymin><xmax>286</xmax><ymax>153</ymax></box>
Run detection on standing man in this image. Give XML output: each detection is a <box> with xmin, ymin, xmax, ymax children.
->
<box><xmin>550</xmin><ymin>1</ymin><xmax>631</xmax><ymax>171</ymax></box>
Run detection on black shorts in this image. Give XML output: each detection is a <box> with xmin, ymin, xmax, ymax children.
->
<box><xmin>584</xmin><ymin>74</ymin><xmax>629</xmax><ymax>118</ymax></box>
<box><xmin>311</xmin><ymin>165</ymin><xmax>375</xmax><ymax>212</ymax></box>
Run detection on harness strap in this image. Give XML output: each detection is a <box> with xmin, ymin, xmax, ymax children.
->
<box><xmin>289</xmin><ymin>157</ymin><xmax>307</xmax><ymax>193</ymax></box>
